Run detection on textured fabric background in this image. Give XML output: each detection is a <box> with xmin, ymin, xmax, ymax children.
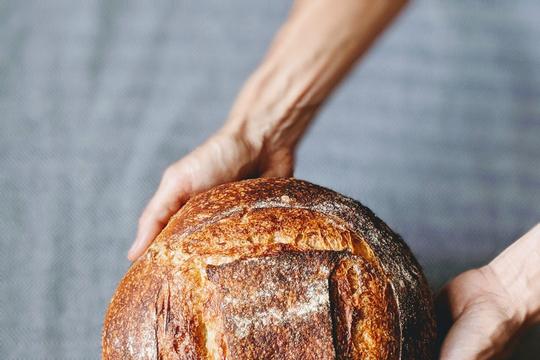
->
<box><xmin>1</xmin><ymin>0</ymin><xmax>539</xmax><ymax>358</ymax></box>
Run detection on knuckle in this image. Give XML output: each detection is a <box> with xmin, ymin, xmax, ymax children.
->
<box><xmin>163</xmin><ymin>164</ymin><xmax>193</xmax><ymax>193</ymax></box>
<box><xmin>162</xmin><ymin>166</ymin><xmax>178</xmax><ymax>183</ymax></box>
<box><xmin>138</xmin><ymin>210</ymin><xmax>153</xmax><ymax>225</ymax></box>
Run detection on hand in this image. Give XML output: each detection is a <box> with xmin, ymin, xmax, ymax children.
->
<box><xmin>436</xmin><ymin>266</ymin><xmax>525</xmax><ymax>360</ymax></box>
<box><xmin>437</xmin><ymin>224</ymin><xmax>540</xmax><ymax>359</ymax></box>
<box><xmin>127</xmin><ymin>127</ymin><xmax>294</xmax><ymax>261</ymax></box>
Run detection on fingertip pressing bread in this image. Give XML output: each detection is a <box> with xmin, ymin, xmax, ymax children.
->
<box><xmin>103</xmin><ymin>178</ymin><xmax>436</xmax><ymax>359</ymax></box>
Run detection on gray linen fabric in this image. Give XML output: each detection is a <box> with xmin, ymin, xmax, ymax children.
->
<box><xmin>1</xmin><ymin>0</ymin><xmax>539</xmax><ymax>358</ymax></box>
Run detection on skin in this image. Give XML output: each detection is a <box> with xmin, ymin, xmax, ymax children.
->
<box><xmin>436</xmin><ymin>224</ymin><xmax>540</xmax><ymax>359</ymax></box>
<box><xmin>127</xmin><ymin>0</ymin><xmax>540</xmax><ymax>358</ymax></box>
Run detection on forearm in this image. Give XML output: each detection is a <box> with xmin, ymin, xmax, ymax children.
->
<box><xmin>223</xmin><ymin>0</ymin><xmax>407</xmax><ymax>151</ymax></box>
<box><xmin>488</xmin><ymin>224</ymin><xmax>540</xmax><ymax>326</ymax></box>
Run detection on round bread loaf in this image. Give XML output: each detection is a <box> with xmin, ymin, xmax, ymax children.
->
<box><xmin>102</xmin><ymin>178</ymin><xmax>436</xmax><ymax>359</ymax></box>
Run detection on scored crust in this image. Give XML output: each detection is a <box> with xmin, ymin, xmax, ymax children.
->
<box><xmin>102</xmin><ymin>178</ymin><xmax>436</xmax><ymax>359</ymax></box>
<box><xmin>206</xmin><ymin>246</ymin><xmax>400</xmax><ymax>359</ymax></box>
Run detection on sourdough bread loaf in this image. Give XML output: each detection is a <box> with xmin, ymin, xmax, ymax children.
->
<box><xmin>102</xmin><ymin>178</ymin><xmax>436</xmax><ymax>359</ymax></box>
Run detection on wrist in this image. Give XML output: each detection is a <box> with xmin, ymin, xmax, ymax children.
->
<box><xmin>217</xmin><ymin>119</ymin><xmax>263</xmax><ymax>167</ymax></box>
<box><xmin>221</xmin><ymin>113</ymin><xmax>299</xmax><ymax>169</ymax></box>
<box><xmin>223</xmin><ymin>63</ymin><xmax>312</xmax><ymax>164</ymax></box>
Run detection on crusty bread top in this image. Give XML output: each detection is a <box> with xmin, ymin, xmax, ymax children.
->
<box><xmin>102</xmin><ymin>178</ymin><xmax>435</xmax><ymax>359</ymax></box>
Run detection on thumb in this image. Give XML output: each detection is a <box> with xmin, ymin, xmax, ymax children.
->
<box><xmin>127</xmin><ymin>167</ymin><xmax>192</xmax><ymax>261</ymax></box>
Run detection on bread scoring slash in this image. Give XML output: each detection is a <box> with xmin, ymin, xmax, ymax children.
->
<box><xmin>102</xmin><ymin>178</ymin><xmax>436</xmax><ymax>359</ymax></box>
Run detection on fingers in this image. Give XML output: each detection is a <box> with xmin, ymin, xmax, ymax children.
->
<box><xmin>439</xmin><ymin>319</ymin><xmax>486</xmax><ymax>360</ymax></box>
<box><xmin>439</xmin><ymin>308</ymin><xmax>512</xmax><ymax>360</ymax></box>
<box><xmin>126</xmin><ymin>135</ymin><xmax>241</xmax><ymax>262</ymax></box>
<box><xmin>127</xmin><ymin>166</ymin><xmax>191</xmax><ymax>261</ymax></box>
<box><xmin>437</xmin><ymin>269</ymin><xmax>520</xmax><ymax>360</ymax></box>
<box><xmin>126</xmin><ymin>134</ymin><xmax>297</xmax><ymax>261</ymax></box>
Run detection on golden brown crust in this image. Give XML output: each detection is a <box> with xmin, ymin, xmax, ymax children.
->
<box><xmin>103</xmin><ymin>178</ymin><xmax>436</xmax><ymax>359</ymax></box>
<box><xmin>205</xmin><ymin>246</ymin><xmax>400</xmax><ymax>360</ymax></box>
<box><xmin>207</xmin><ymin>246</ymin><xmax>338</xmax><ymax>360</ymax></box>
<box><xmin>330</xmin><ymin>255</ymin><xmax>400</xmax><ymax>360</ymax></box>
